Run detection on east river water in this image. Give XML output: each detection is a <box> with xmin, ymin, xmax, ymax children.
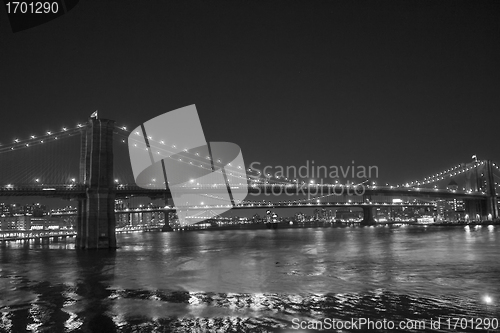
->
<box><xmin>1</xmin><ymin>225</ymin><xmax>499</xmax><ymax>332</ymax></box>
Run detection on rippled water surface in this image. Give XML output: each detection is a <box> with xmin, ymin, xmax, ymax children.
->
<box><xmin>1</xmin><ymin>225</ymin><xmax>499</xmax><ymax>332</ymax></box>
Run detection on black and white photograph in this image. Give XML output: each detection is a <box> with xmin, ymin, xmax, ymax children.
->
<box><xmin>0</xmin><ymin>0</ymin><xmax>499</xmax><ymax>332</ymax></box>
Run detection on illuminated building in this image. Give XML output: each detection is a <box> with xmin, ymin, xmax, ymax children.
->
<box><xmin>0</xmin><ymin>215</ymin><xmax>31</xmax><ymax>230</ymax></box>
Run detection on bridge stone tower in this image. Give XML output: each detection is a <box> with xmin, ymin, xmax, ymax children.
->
<box><xmin>361</xmin><ymin>206</ymin><xmax>376</xmax><ymax>225</ymax></box>
<box><xmin>76</xmin><ymin>118</ymin><xmax>117</xmax><ymax>249</ymax></box>
<box><xmin>463</xmin><ymin>159</ymin><xmax>498</xmax><ymax>221</ymax></box>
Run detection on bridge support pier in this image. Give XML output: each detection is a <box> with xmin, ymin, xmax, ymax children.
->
<box><xmin>464</xmin><ymin>199</ymin><xmax>484</xmax><ymax>221</ymax></box>
<box><xmin>486</xmin><ymin>197</ymin><xmax>498</xmax><ymax>221</ymax></box>
<box><xmin>162</xmin><ymin>210</ymin><xmax>173</xmax><ymax>231</ymax></box>
<box><xmin>361</xmin><ymin>206</ymin><xmax>376</xmax><ymax>225</ymax></box>
<box><xmin>75</xmin><ymin>118</ymin><xmax>117</xmax><ymax>249</ymax></box>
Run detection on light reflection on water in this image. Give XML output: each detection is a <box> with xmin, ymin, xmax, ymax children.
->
<box><xmin>0</xmin><ymin>226</ymin><xmax>499</xmax><ymax>332</ymax></box>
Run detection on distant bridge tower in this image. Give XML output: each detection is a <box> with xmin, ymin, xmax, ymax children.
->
<box><xmin>485</xmin><ymin>160</ymin><xmax>498</xmax><ymax>220</ymax></box>
<box><xmin>463</xmin><ymin>159</ymin><xmax>498</xmax><ymax>221</ymax></box>
<box><xmin>76</xmin><ymin>118</ymin><xmax>117</xmax><ymax>249</ymax></box>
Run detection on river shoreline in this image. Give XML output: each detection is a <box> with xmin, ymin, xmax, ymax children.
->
<box><xmin>168</xmin><ymin>220</ymin><xmax>500</xmax><ymax>232</ymax></box>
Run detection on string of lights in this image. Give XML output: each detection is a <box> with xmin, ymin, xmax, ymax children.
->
<box><xmin>176</xmin><ymin>191</ymin><xmax>436</xmax><ymax>210</ymax></box>
<box><xmin>117</xmin><ymin>127</ymin><xmax>380</xmax><ymax>187</ymax></box>
<box><xmin>122</xmin><ymin>127</ymin><xmax>500</xmax><ymax>192</ymax></box>
<box><xmin>393</xmin><ymin>161</ymin><xmax>500</xmax><ymax>188</ymax></box>
<box><xmin>1</xmin><ymin>122</ymin><xmax>498</xmax><ymax>193</ymax></box>
<box><xmin>0</xmin><ymin>123</ymin><xmax>87</xmax><ymax>154</ymax></box>
<box><xmin>114</xmin><ymin>125</ymin><xmax>299</xmax><ymax>185</ymax></box>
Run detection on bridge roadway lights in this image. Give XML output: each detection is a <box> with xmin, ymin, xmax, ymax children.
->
<box><xmin>361</xmin><ymin>206</ymin><xmax>376</xmax><ymax>226</ymax></box>
<box><xmin>76</xmin><ymin>118</ymin><xmax>117</xmax><ymax>249</ymax></box>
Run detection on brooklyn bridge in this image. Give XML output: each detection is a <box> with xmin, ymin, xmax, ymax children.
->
<box><xmin>0</xmin><ymin>117</ymin><xmax>498</xmax><ymax>248</ymax></box>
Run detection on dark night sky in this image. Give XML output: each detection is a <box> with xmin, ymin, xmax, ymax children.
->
<box><xmin>1</xmin><ymin>0</ymin><xmax>499</xmax><ymax>187</ymax></box>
